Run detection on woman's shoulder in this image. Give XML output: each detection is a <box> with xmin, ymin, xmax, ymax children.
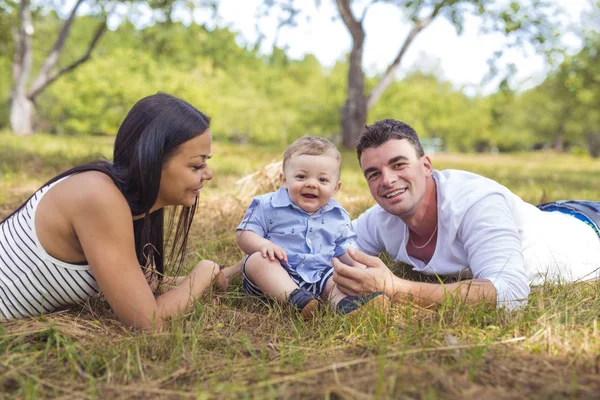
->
<box><xmin>53</xmin><ymin>171</ymin><xmax>128</xmax><ymax>212</ymax></box>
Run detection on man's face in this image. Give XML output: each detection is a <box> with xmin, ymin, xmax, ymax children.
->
<box><xmin>359</xmin><ymin>139</ymin><xmax>432</xmax><ymax>219</ymax></box>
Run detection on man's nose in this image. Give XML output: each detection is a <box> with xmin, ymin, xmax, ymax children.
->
<box><xmin>381</xmin><ymin>168</ymin><xmax>396</xmax><ymax>186</ymax></box>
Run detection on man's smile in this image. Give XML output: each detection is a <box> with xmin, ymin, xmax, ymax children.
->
<box><xmin>383</xmin><ymin>188</ymin><xmax>407</xmax><ymax>198</ymax></box>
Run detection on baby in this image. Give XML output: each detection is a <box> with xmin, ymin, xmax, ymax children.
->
<box><xmin>236</xmin><ymin>136</ymin><xmax>390</xmax><ymax>319</ymax></box>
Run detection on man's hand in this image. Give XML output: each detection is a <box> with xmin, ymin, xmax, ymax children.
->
<box><xmin>260</xmin><ymin>243</ymin><xmax>288</xmax><ymax>263</ymax></box>
<box><xmin>332</xmin><ymin>248</ymin><xmax>398</xmax><ymax>297</ymax></box>
<box><xmin>336</xmin><ymin>252</ymin><xmax>367</xmax><ymax>269</ymax></box>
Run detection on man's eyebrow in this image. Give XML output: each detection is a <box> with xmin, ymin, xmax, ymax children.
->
<box><xmin>388</xmin><ymin>155</ymin><xmax>409</xmax><ymax>164</ymax></box>
<box><xmin>362</xmin><ymin>155</ymin><xmax>409</xmax><ymax>177</ymax></box>
<box><xmin>362</xmin><ymin>166</ymin><xmax>378</xmax><ymax>177</ymax></box>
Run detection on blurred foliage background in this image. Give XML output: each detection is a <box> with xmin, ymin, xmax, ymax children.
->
<box><xmin>1</xmin><ymin>0</ymin><xmax>599</xmax><ymax>156</ymax></box>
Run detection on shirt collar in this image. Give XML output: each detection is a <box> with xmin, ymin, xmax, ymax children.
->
<box><xmin>271</xmin><ymin>186</ymin><xmax>343</xmax><ymax>214</ymax></box>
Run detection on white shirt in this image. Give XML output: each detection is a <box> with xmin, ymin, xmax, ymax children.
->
<box><xmin>353</xmin><ymin>169</ymin><xmax>600</xmax><ymax>309</ymax></box>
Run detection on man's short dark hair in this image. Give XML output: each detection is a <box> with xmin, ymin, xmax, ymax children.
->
<box><xmin>356</xmin><ymin>119</ymin><xmax>425</xmax><ymax>163</ymax></box>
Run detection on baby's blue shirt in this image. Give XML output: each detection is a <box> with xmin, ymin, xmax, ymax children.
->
<box><xmin>236</xmin><ymin>187</ymin><xmax>357</xmax><ymax>283</ymax></box>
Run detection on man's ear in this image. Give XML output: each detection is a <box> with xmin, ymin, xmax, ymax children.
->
<box><xmin>422</xmin><ymin>155</ymin><xmax>433</xmax><ymax>176</ymax></box>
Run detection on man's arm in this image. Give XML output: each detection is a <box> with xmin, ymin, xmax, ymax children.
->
<box><xmin>332</xmin><ymin>248</ymin><xmax>496</xmax><ymax>308</ymax></box>
<box><xmin>393</xmin><ymin>279</ymin><xmax>496</xmax><ymax>308</ymax></box>
<box><xmin>458</xmin><ymin>194</ymin><xmax>530</xmax><ymax>308</ymax></box>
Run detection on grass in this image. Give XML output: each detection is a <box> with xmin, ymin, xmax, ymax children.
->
<box><xmin>1</xmin><ymin>131</ymin><xmax>600</xmax><ymax>399</ymax></box>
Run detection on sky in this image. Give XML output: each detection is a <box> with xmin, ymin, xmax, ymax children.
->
<box><xmin>189</xmin><ymin>0</ymin><xmax>593</xmax><ymax>95</ymax></box>
<box><xmin>76</xmin><ymin>0</ymin><xmax>596</xmax><ymax>95</ymax></box>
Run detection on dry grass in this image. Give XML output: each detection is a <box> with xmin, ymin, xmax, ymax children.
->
<box><xmin>1</xmin><ymin>133</ymin><xmax>600</xmax><ymax>399</ymax></box>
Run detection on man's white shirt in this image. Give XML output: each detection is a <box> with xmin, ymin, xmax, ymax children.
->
<box><xmin>353</xmin><ymin>170</ymin><xmax>600</xmax><ymax>309</ymax></box>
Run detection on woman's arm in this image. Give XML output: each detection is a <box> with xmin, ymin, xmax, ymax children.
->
<box><xmin>70</xmin><ymin>174</ymin><xmax>217</xmax><ymax>329</ymax></box>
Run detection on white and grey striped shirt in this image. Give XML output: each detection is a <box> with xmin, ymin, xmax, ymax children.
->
<box><xmin>0</xmin><ymin>177</ymin><xmax>100</xmax><ymax>321</ymax></box>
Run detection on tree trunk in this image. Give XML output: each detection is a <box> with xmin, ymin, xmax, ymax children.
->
<box><xmin>341</xmin><ymin>61</ymin><xmax>367</xmax><ymax>148</ymax></box>
<box><xmin>335</xmin><ymin>0</ymin><xmax>445</xmax><ymax>148</ymax></box>
<box><xmin>554</xmin><ymin>127</ymin><xmax>564</xmax><ymax>152</ymax></box>
<box><xmin>587</xmin><ymin>132</ymin><xmax>600</xmax><ymax>158</ymax></box>
<box><xmin>9</xmin><ymin>0</ymin><xmax>104</xmax><ymax>135</ymax></box>
<box><xmin>553</xmin><ymin>135</ymin><xmax>564</xmax><ymax>152</ymax></box>
<box><xmin>336</xmin><ymin>0</ymin><xmax>367</xmax><ymax>149</ymax></box>
<box><xmin>9</xmin><ymin>93</ymin><xmax>34</xmax><ymax>135</ymax></box>
<box><xmin>10</xmin><ymin>0</ymin><xmax>34</xmax><ymax>135</ymax></box>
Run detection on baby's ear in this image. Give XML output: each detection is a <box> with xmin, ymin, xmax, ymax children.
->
<box><xmin>279</xmin><ymin>172</ymin><xmax>286</xmax><ymax>186</ymax></box>
<box><xmin>335</xmin><ymin>180</ymin><xmax>342</xmax><ymax>193</ymax></box>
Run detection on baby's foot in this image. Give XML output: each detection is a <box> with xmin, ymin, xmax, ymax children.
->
<box><xmin>289</xmin><ymin>288</ymin><xmax>319</xmax><ymax>320</ymax></box>
<box><xmin>214</xmin><ymin>270</ymin><xmax>230</xmax><ymax>291</ymax></box>
<box><xmin>336</xmin><ymin>292</ymin><xmax>391</xmax><ymax>316</ymax></box>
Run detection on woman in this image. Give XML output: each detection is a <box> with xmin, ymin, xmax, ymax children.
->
<box><xmin>0</xmin><ymin>93</ymin><xmax>224</xmax><ymax>329</ymax></box>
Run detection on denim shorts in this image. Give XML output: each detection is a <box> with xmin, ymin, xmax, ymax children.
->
<box><xmin>537</xmin><ymin>200</ymin><xmax>600</xmax><ymax>238</ymax></box>
<box><xmin>241</xmin><ymin>255</ymin><xmax>333</xmax><ymax>299</ymax></box>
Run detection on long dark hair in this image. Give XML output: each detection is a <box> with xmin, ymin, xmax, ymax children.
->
<box><xmin>2</xmin><ymin>92</ymin><xmax>211</xmax><ymax>283</ymax></box>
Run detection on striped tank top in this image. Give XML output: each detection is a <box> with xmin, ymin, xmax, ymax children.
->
<box><xmin>0</xmin><ymin>177</ymin><xmax>100</xmax><ymax>321</ymax></box>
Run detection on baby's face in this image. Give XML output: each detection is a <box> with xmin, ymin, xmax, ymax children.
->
<box><xmin>281</xmin><ymin>153</ymin><xmax>341</xmax><ymax>214</ymax></box>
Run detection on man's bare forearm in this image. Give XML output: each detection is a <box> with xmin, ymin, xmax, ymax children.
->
<box><xmin>390</xmin><ymin>278</ymin><xmax>497</xmax><ymax>308</ymax></box>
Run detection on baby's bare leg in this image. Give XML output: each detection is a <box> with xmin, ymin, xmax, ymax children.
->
<box><xmin>322</xmin><ymin>278</ymin><xmax>347</xmax><ymax>309</ymax></box>
<box><xmin>244</xmin><ymin>252</ymin><xmax>298</xmax><ymax>302</ymax></box>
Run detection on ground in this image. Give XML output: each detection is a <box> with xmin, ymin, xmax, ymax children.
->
<box><xmin>1</xmin><ymin>132</ymin><xmax>599</xmax><ymax>399</ymax></box>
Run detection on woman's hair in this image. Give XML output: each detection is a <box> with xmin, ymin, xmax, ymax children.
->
<box><xmin>2</xmin><ymin>92</ymin><xmax>211</xmax><ymax>284</ymax></box>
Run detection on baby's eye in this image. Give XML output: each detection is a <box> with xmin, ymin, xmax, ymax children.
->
<box><xmin>296</xmin><ymin>174</ymin><xmax>305</xmax><ymax>179</ymax></box>
<box><xmin>319</xmin><ymin>178</ymin><xmax>330</xmax><ymax>183</ymax></box>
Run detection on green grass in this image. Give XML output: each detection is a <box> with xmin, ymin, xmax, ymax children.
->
<box><xmin>1</xmin><ymin>132</ymin><xmax>600</xmax><ymax>399</ymax></box>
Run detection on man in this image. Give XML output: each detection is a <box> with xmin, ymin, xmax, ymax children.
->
<box><xmin>332</xmin><ymin>119</ymin><xmax>600</xmax><ymax>309</ymax></box>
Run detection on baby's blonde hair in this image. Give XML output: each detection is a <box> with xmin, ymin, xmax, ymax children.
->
<box><xmin>282</xmin><ymin>136</ymin><xmax>341</xmax><ymax>172</ymax></box>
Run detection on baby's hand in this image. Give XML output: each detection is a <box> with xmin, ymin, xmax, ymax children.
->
<box><xmin>260</xmin><ymin>243</ymin><xmax>288</xmax><ymax>263</ymax></box>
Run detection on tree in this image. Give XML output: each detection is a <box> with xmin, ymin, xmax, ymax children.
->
<box><xmin>509</xmin><ymin>25</ymin><xmax>600</xmax><ymax>156</ymax></box>
<box><xmin>566</xmin><ymin>32</ymin><xmax>600</xmax><ymax>157</ymax></box>
<box><xmin>547</xmin><ymin>34</ymin><xmax>600</xmax><ymax>157</ymax></box>
<box><xmin>261</xmin><ymin>0</ymin><xmax>563</xmax><ymax>148</ymax></box>
<box><xmin>0</xmin><ymin>1</ymin><xmax>15</xmax><ymax>128</ymax></box>
<box><xmin>10</xmin><ymin>0</ymin><xmax>108</xmax><ymax>135</ymax></box>
<box><xmin>8</xmin><ymin>0</ymin><xmax>216</xmax><ymax>136</ymax></box>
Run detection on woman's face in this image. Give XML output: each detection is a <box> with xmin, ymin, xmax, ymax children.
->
<box><xmin>155</xmin><ymin>130</ymin><xmax>213</xmax><ymax>209</ymax></box>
